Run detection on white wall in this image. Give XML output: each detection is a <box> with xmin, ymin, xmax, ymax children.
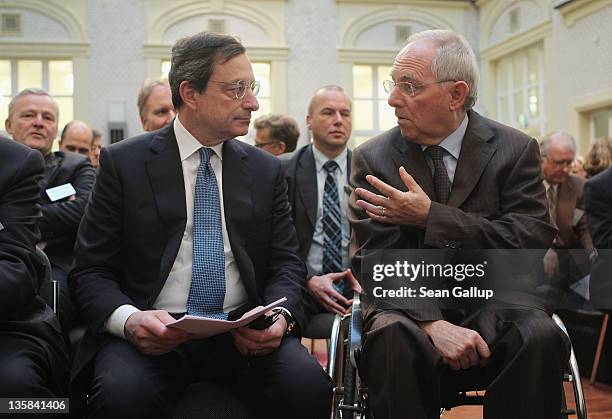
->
<box><xmin>85</xmin><ymin>0</ymin><xmax>147</xmax><ymax>143</ymax></box>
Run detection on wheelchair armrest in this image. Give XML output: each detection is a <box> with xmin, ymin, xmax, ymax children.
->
<box><xmin>348</xmin><ymin>292</ymin><xmax>363</xmax><ymax>369</ymax></box>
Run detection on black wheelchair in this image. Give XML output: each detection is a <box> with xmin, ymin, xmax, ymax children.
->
<box><xmin>328</xmin><ymin>292</ymin><xmax>588</xmax><ymax>419</ymax></box>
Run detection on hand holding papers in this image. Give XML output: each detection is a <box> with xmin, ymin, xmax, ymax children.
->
<box><xmin>167</xmin><ymin>297</ymin><xmax>287</xmax><ymax>338</ymax></box>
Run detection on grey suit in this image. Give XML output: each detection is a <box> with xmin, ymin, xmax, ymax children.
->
<box><xmin>349</xmin><ymin>111</ymin><xmax>570</xmax><ymax>419</ymax></box>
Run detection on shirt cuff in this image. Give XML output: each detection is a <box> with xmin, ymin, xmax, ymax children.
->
<box><xmin>104</xmin><ymin>304</ymin><xmax>140</xmax><ymax>339</ymax></box>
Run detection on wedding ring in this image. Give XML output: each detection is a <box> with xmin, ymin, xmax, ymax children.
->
<box><xmin>381</xmin><ymin>207</ymin><xmax>386</xmax><ymax>217</ymax></box>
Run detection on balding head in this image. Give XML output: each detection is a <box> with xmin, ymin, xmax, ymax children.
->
<box><xmin>59</xmin><ymin>120</ymin><xmax>94</xmax><ymax>157</ymax></box>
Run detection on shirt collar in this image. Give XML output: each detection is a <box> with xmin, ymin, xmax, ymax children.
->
<box><xmin>174</xmin><ymin>115</ymin><xmax>224</xmax><ymax>161</ymax></box>
<box><xmin>311</xmin><ymin>143</ymin><xmax>348</xmax><ymax>175</ymax></box>
<box><xmin>543</xmin><ymin>180</ymin><xmax>558</xmax><ymax>193</ymax></box>
<box><xmin>420</xmin><ymin>113</ymin><xmax>468</xmax><ymax>160</ymax></box>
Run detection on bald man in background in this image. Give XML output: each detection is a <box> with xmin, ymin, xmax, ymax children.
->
<box><xmin>59</xmin><ymin>120</ymin><xmax>94</xmax><ymax>158</ymax></box>
<box><xmin>137</xmin><ymin>78</ymin><xmax>176</xmax><ymax>132</ymax></box>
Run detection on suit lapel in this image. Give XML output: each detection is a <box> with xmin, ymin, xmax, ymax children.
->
<box><xmin>390</xmin><ymin>130</ymin><xmax>436</xmax><ymax>200</ymax></box>
<box><xmin>222</xmin><ymin>139</ymin><xmax>252</xmax><ymax>248</ymax></box>
<box><xmin>145</xmin><ymin>126</ymin><xmax>186</xmax><ymax>279</ymax></box>
<box><xmin>43</xmin><ymin>152</ymin><xmax>62</xmax><ymax>188</ymax></box>
<box><xmin>221</xmin><ymin>139</ymin><xmax>258</xmax><ymax>299</ymax></box>
<box><xmin>447</xmin><ymin>112</ymin><xmax>496</xmax><ymax>208</ymax></box>
<box><xmin>557</xmin><ymin>178</ymin><xmax>574</xmax><ymax>234</ymax></box>
<box><xmin>296</xmin><ymin>145</ymin><xmax>318</xmax><ymax>229</ymax></box>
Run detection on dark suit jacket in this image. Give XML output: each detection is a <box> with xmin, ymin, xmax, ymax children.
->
<box><xmin>349</xmin><ymin>110</ymin><xmax>556</xmax><ymax>321</ymax></box>
<box><xmin>69</xmin><ymin>123</ymin><xmax>306</xmax><ymax>380</ymax></box>
<box><xmin>0</xmin><ymin>137</ymin><xmax>68</xmax><ymax>374</ymax></box>
<box><xmin>585</xmin><ymin>167</ymin><xmax>612</xmax><ymax>310</ymax></box>
<box><xmin>585</xmin><ymin>168</ymin><xmax>612</xmax><ymax>249</ymax></box>
<box><xmin>554</xmin><ymin>174</ymin><xmax>593</xmax><ymax>251</ymax></box>
<box><xmin>280</xmin><ymin>144</ymin><xmax>351</xmax><ymax>263</ymax></box>
<box><xmin>40</xmin><ymin>150</ymin><xmax>96</xmax><ymax>272</ymax></box>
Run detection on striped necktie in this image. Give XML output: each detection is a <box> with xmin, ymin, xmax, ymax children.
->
<box><xmin>322</xmin><ymin>160</ymin><xmax>345</xmax><ymax>293</ymax></box>
<box><xmin>425</xmin><ymin>145</ymin><xmax>451</xmax><ymax>204</ymax></box>
<box><xmin>186</xmin><ymin>147</ymin><xmax>227</xmax><ymax>319</ymax></box>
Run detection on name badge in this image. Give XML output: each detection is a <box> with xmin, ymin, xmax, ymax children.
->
<box><xmin>46</xmin><ymin>183</ymin><xmax>77</xmax><ymax>202</ymax></box>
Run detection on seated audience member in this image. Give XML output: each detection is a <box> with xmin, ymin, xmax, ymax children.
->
<box><xmin>349</xmin><ymin>29</ymin><xmax>569</xmax><ymax>418</ymax></box>
<box><xmin>539</xmin><ymin>132</ymin><xmax>593</xmax><ymax>304</ymax></box>
<box><xmin>281</xmin><ymin>86</ymin><xmax>361</xmax><ymax>319</ymax></box>
<box><xmin>137</xmin><ymin>77</ymin><xmax>176</xmax><ymax>132</ymax></box>
<box><xmin>59</xmin><ymin>120</ymin><xmax>95</xmax><ymax>158</ymax></box>
<box><xmin>0</xmin><ymin>135</ymin><xmax>70</xmax><ymax>403</ymax></box>
<box><xmin>69</xmin><ymin>31</ymin><xmax>331</xmax><ymax>419</ymax></box>
<box><xmin>4</xmin><ymin>88</ymin><xmax>96</xmax><ymax>329</ymax></box>
<box><xmin>90</xmin><ymin>129</ymin><xmax>102</xmax><ymax>169</ymax></box>
<box><xmin>583</xmin><ymin>136</ymin><xmax>612</xmax><ymax>178</ymax></box>
<box><xmin>254</xmin><ymin>113</ymin><xmax>300</xmax><ymax>156</ymax></box>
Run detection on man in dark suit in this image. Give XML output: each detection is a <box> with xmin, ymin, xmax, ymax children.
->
<box><xmin>59</xmin><ymin>120</ymin><xmax>95</xmax><ymax>158</ymax></box>
<box><xmin>70</xmin><ymin>32</ymin><xmax>331</xmax><ymax>419</ymax></box>
<box><xmin>0</xmin><ymin>136</ymin><xmax>70</xmax><ymax>405</ymax></box>
<box><xmin>539</xmin><ymin>131</ymin><xmax>593</xmax><ymax>297</ymax></box>
<box><xmin>5</xmin><ymin>89</ymin><xmax>96</xmax><ymax>330</ymax></box>
<box><xmin>349</xmin><ymin>29</ymin><xmax>569</xmax><ymax>418</ymax></box>
<box><xmin>585</xmin><ymin>167</ymin><xmax>612</xmax><ymax>310</ymax></box>
<box><xmin>281</xmin><ymin>85</ymin><xmax>361</xmax><ymax>317</ymax></box>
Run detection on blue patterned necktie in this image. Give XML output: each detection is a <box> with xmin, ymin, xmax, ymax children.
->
<box><xmin>187</xmin><ymin>148</ymin><xmax>227</xmax><ymax>319</ymax></box>
<box><xmin>321</xmin><ymin>160</ymin><xmax>346</xmax><ymax>293</ymax></box>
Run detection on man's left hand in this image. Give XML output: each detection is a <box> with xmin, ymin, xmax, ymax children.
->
<box><xmin>355</xmin><ymin>167</ymin><xmax>431</xmax><ymax>227</ymax></box>
<box><xmin>231</xmin><ymin>311</ymin><xmax>288</xmax><ymax>357</ymax></box>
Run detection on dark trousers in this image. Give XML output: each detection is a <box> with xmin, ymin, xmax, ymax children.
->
<box><xmin>0</xmin><ymin>333</ymin><xmax>70</xmax><ymax>418</ymax></box>
<box><xmin>360</xmin><ymin>302</ymin><xmax>571</xmax><ymax>419</ymax></box>
<box><xmin>86</xmin><ymin>333</ymin><xmax>332</xmax><ymax>419</ymax></box>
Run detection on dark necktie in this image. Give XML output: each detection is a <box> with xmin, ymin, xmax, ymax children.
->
<box><xmin>322</xmin><ymin>160</ymin><xmax>344</xmax><ymax>279</ymax></box>
<box><xmin>187</xmin><ymin>148</ymin><xmax>227</xmax><ymax>319</ymax></box>
<box><xmin>425</xmin><ymin>145</ymin><xmax>451</xmax><ymax>204</ymax></box>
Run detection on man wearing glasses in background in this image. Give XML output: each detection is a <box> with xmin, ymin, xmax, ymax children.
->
<box><xmin>137</xmin><ymin>77</ymin><xmax>176</xmax><ymax>132</ymax></box>
<box><xmin>540</xmin><ymin>131</ymin><xmax>593</xmax><ymax>307</ymax></box>
<box><xmin>349</xmin><ymin>29</ymin><xmax>569</xmax><ymax>418</ymax></box>
<box><xmin>253</xmin><ymin>113</ymin><xmax>300</xmax><ymax>156</ymax></box>
<box><xmin>69</xmin><ymin>31</ymin><xmax>331</xmax><ymax>419</ymax></box>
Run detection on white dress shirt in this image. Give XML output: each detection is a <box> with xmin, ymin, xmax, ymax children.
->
<box><xmin>105</xmin><ymin>116</ymin><xmax>247</xmax><ymax>338</ymax></box>
<box><xmin>305</xmin><ymin>145</ymin><xmax>350</xmax><ymax>277</ymax></box>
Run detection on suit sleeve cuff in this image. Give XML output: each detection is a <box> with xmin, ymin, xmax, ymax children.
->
<box><xmin>104</xmin><ymin>304</ymin><xmax>140</xmax><ymax>339</ymax></box>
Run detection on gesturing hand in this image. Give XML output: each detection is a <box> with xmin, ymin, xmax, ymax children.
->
<box><xmin>419</xmin><ymin>320</ymin><xmax>491</xmax><ymax>371</ymax></box>
<box><xmin>355</xmin><ymin>167</ymin><xmax>431</xmax><ymax>227</ymax></box>
<box><xmin>308</xmin><ymin>269</ymin><xmax>362</xmax><ymax>315</ymax></box>
<box><xmin>124</xmin><ymin>310</ymin><xmax>192</xmax><ymax>355</ymax></box>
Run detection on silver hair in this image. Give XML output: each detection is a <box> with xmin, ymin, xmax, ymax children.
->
<box><xmin>8</xmin><ymin>88</ymin><xmax>58</xmax><ymax>120</ymax></box>
<box><xmin>539</xmin><ymin>131</ymin><xmax>577</xmax><ymax>157</ymax></box>
<box><xmin>406</xmin><ymin>29</ymin><xmax>479</xmax><ymax>109</ymax></box>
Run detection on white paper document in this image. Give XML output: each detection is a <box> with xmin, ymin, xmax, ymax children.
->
<box><xmin>167</xmin><ymin>297</ymin><xmax>287</xmax><ymax>338</ymax></box>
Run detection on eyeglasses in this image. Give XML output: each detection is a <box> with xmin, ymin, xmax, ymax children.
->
<box><xmin>382</xmin><ymin>79</ymin><xmax>456</xmax><ymax>97</ymax></box>
<box><xmin>547</xmin><ymin>157</ymin><xmax>574</xmax><ymax>167</ymax></box>
<box><xmin>208</xmin><ymin>80</ymin><xmax>260</xmax><ymax>100</ymax></box>
<box><xmin>254</xmin><ymin>141</ymin><xmax>279</xmax><ymax>148</ymax></box>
